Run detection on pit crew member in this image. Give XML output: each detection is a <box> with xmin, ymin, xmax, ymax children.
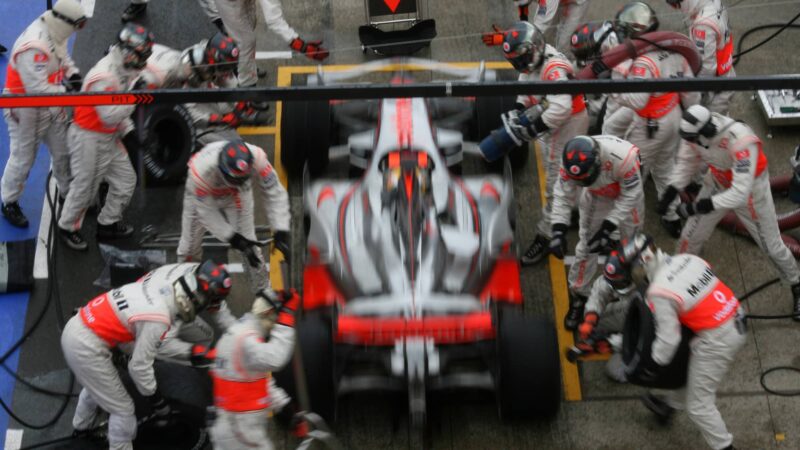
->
<box><xmin>513</xmin><ymin>0</ymin><xmax>589</xmax><ymax>53</ymax></box>
<box><xmin>121</xmin><ymin>0</ymin><xmax>227</xmax><ymax>33</ymax></box>
<box><xmin>658</xmin><ymin>105</ymin><xmax>800</xmax><ymax>319</ymax></box>
<box><xmin>549</xmin><ymin>135</ymin><xmax>644</xmax><ymax>330</ymax></box>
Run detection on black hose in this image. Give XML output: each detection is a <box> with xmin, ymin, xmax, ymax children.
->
<box><xmin>732</xmin><ymin>12</ymin><xmax>800</xmax><ymax>66</ymax></box>
<box><xmin>730</xmin><ymin>278</ymin><xmax>800</xmax><ymax>320</ymax></box>
<box><xmin>0</xmin><ymin>173</ymin><xmax>77</xmax><ymax>430</ymax></box>
<box><xmin>760</xmin><ymin>366</ymin><xmax>800</xmax><ymax>396</ymax></box>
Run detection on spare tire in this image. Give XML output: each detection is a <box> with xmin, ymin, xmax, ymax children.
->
<box><xmin>280</xmin><ymin>100</ymin><xmax>331</xmax><ymax>177</ymax></box>
<box><xmin>130</xmin><ymin>103</ymin><xmax>196</xmax><ymax>186</ymax></box>
<box><xmin>473</xmin><ymin>96</ymin><xmax>529</xmax><ymax>169</ymax></box>
<box><xmin>495</xmin><ymin>306</ymin><xmax>561</xmax><ymax>419</ymax></box>
<box><xmin>622</xmin><ymin>296</ymin><xmax>693</xmax><ymax>389</ymax></box>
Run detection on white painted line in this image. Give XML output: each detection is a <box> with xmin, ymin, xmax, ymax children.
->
<box><xmin>225</xmin><ymin>263</ymin><xmax>245</xmax><ymax>274</ymax></box>
<box><xmin>81</xmin><ymin>0</ymin><xmax>96</xmax><ymax>18</ymax></box>
<box><xmin>255</xmin><ymin>51</ymin><xmax>293</xmax><ymax>60</ymax></box>
<box><xmin>5</xmin><ymin>429</ymin><xmax>23</xmax><ymax>450</ymax></box>
<box><xmin>33</xmin><ymin>180</ymin><xmax>56</xmax><ymax>280</ymax></box>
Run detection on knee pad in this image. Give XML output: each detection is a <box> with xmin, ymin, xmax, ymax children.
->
<box><xmin>108</xmin><ymin>414</ymin><xmax>137</xmax><ymax>445</ymax></box>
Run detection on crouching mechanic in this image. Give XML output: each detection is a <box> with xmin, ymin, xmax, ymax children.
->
<box><xmin>61</xmin><ymin>261</ymin><xmax>231</xmax><ymax>450</ymax></box>
<box><xmin>58</xmin><ymin>23</ymin><xmax>155</xmax><ymax>251</ymax></box>
<box><xmin>482</xmin><ymin>21</ymin><xmax>589</xmax><ymax>265</ymax></box>
<box><xmin>622</xmin><ymin>233</ymin><xmax>745</xmax><ymax>450</ymax></box>
<box><xmin>658</xmin><ymin>105</ymin><xmax>800</xmax><ymax>320</ymax></box>
<box><xmin>549</xmin><ymin>135</ymin><xmax>644</xmax><ymax>330</ymax></box>
<box><xmin>177</xmin><ymin>140</ymin><xmax>290</xmax><ymax>294</ymax></box>
<box><xmin>577</xmin><ymin>249</ymin><xmax>639</xmax><ymax>382</ymax></box>
<box><xmin>210</xmin><ymin>289</ymin><xmax>298</xmax><ymax>449</ymax></box>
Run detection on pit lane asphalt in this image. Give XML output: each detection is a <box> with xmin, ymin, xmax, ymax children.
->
<box><xmin>7</xmin><ymin>0</ymin><xmax>800</xmax><ymax>448</ymax></box>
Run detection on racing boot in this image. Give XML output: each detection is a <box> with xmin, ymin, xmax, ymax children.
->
<box><xmin>792</xmin><ymin>283</ymin><xmax>800</xmax><ymax>322</ymax></box>
<box><xmin>2</xmin><ymin>202</ymin><xmax>28</xmax><ymax>228</ymax></box>
<box><xmin>520</xmin><ymin>234</ymin><xmax>550</xmax><ymax>266</ymax></box>
<box><xmin>121</xmin><ymin>2</ymin><xmax>147</xmax><ymax>22</ymax></box>
<box><xmin>59</xmin><ymin>228</ymin><xmax>88</xmax><ymax>251</ymax></box>
<box><xmin>564</xmin><ymin>292</ymin><xmax>587</xmax><ymax>331</ymax></box>
<box><xmin>641</xmin><ymin>393</ymin><xmax>675</xmax><ymax>425</ymax></box>
<box><xmin>660</xmin><ymin>217</ymin><xmax>682</xmax><ymax>239</ymax></box>
<box><xmin>97</xmin><ymin>221</ymin><xmax>135</xmax><ymax>239</ymax></box>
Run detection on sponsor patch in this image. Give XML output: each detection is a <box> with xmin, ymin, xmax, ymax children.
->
<box><xmin>735</xmin><ymin>149</ymin><xmax>749</xmax><ymax>160</ymax></box>
<box><xmin>693</xmin><ymin>28</ymin><xmax>706</xmax><ymax>40</ymax></box>
<box><xmin>631</xmin><ymin>65</ymin><xmax>647</xmax><ymax>77</ymax></box>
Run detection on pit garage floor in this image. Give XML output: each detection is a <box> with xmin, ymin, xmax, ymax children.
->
<box><xmin>3</xmin><ymin>0</ymin><xmax>800</xmax><ymax>449</ymax></box>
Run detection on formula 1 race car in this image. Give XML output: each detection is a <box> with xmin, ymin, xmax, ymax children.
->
<box><xmin>275</xmin><ymin>60</ymin><xmax>561</xmax><ymax>435</ymax></box>
<box><xmin>279</xmin><ymin>58</ymin><xmax>530</xmax><ymax>176</ymax></box>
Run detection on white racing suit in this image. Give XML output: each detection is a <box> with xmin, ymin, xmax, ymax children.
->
<box><xmin>131</xmin><ymin>0</ymin><xmax>221</xmax><ymax>22</ymax></box>
<box><xmin>516</xmin><ymin>44</ymin><xmax>589</xmax><ymax>239</ymax></box>
<box><xmin>530</xmin><ymin>0</ymin><xmax>589</xmax><ymax>53</ymax></box>
<box><xmin>689</xmin><ymin>0</ymin><xmax>736</xmax><ymax>114</ymax></box>
<box><xmin>61</xmin><ymin>263</ymin><xmax>195</xmax><ymax>450</ymax></box>
<box><xmin>670</xmin><ymin>118</ymin><xmax>800</xmax><ymax>285</ymax></box>
<box><xmin>1</xmin><ymin>17</ymin><xmax>76</xmax><ymax>205</ymax></box>
<box><xmin>615</xmin><ymin>50</ymin><xmax>700</xmax><ymax>222</ymax></box>
<box><xmin>58</xmin><ymin>46</ymin><xmax>140</xmax><ymax>233</ymax></box>
<box><xmin>138</xmin><ymin>43</ymin><xmax>242</xmax><ymax>147</ymax></box>
<box><xmin>214</xmin><ymin>0</ymin><xmax>298</xmax><ymax>87</ymax></box>
<box><xmin>177</xmin><ymin>142</ymin><xmax>290</xmax><ymax>293</ymax></box>
<box><xmin>600</xmin><ymin>60</ymin><xmax>634</xmax><ymax>138</ymax></box>
<box><xmin>551</xmin><ymin>135</ymin><xmax>645</xmax><ymax>296</ymax></box>
<box><xmin>209</xmin><ymin>315</ymin><xmax>296</xmax><ymax>450</ymax></box>
<box><xmin>646</xmin><ymin>254</ymin><xmax>746</xmax><ymax>449</ymax></box>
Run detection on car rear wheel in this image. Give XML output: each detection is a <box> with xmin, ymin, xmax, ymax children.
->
<box><xmin>281</xmin><ymin>100</ymin><xmax>332</xmax><ymax>177</ymax></box>
<box><xmin>623</xmin><ymin>297</ymin><xmax>692</xmax><ymax>389</ymax></box>
<box><xmin>273</xmin><ymin>311</ymin><xmax>337</xmax><ymax>422</ymax></box>
<box><xmin>495</xmin><ymin>307</ymin><xmax>561</xmax><ymax>419</ymax></box>
<box><xmin>473</xmin><ymin>96</ymin><xmax>530</xmax><ymax>170</ymax></box>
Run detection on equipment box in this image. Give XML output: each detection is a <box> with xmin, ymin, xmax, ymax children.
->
<box><xmin>757</xmin><ymin>89</ymin><xmax>800</xmax><ymax>126</ymax></box>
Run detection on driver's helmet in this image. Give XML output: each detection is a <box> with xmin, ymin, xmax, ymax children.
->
<box><xmin>380</xmin><ymin>150</ymin><xmax>434</xmax><ymax>202</ymax></box>
<box><xmin>502</xmin><ymin>22</ymin><xmax>546</xmax><ymax>74</ymax></box>
<box><xmin>615</xmin><ymin>1</ymin><xmax>659</xmax><ymax>38</ymax></box>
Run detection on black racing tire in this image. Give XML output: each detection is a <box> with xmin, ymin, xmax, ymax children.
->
<box><xmin>120</xmin><ymin>361</ymin><xmax>212</xmax><ymax>449</ymax></box>
<box><xmin>280</xmin><ymin>100</ymin><xmax>331</xmax><ymax>177</ymax></box>
<box><xmin>273</xmin><ymin>311</ymin><xmax>337</xmax><ymax>422</ymax></box>
<box><xmin>129</xmin><ymin>104</ymin><xmax>196</xmax><ymax>186</ymax></box>
<box><xmin>495</xmin><ymin>307</ymin><xmax>561</xmax><ymax>420</ymax></box>
<box><xmin>622</xmin><ymin>297</ymin><xmax>693</xmax><ymax>389</ymax></box>
<box><xmin>473</xmin><ymin>96</ymin><xmax>529</xmax><ymax>170</ymax></box>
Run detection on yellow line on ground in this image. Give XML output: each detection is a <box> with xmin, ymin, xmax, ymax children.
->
<box><xmin>237</xmin><ymin>125</ymin><xmax>277</xmax><ymax>136</ymax></box>
<box><xmin>533</xmin><ymin>142</ymin><xmax>582</xmax><ymax>401</ymax></box>
<box><xmin>267</xmin><ymin>67</ymin><xmax>293</xmax><ymax>291</ymax></box>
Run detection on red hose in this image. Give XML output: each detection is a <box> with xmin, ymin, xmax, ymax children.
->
<box><xmin>577</xmin><ymin>31</ymin><xmax>702</xmax><ymax>80</ymax></box>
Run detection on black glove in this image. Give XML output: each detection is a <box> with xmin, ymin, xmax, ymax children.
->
<box><xmin>229</xmin><ymin>233</ymin><xmax>262</xmax><ymax>268</ymax></box>
<box><xmin>189</xmin><ymin>344</ymin><xmax>216</xmax><ymax>368</ymax></box>
<box><xmin>656</xmin><ymin>185</ymin><xmax>679</xmax><ymax>216</ymax></box>
<box><xmin>528</xmin><ymin>115</ymin><xmax>549</xmax><ymax>136</ymax></box>
<box><xmin>65</xmin><ymin>73</ymin><xmax>83</xmax><ymax>92</ymax></box>
<box><xmin>273</xmin><ymin>230</ymin><xmax>290</xmax><ymax>264</ymax></box>
<box><xmin>587</xmin><ymin>220</ymin><xmax>617</xmax><ymax>254</ymax></box>
<box><xmin>145</xmin><ymin>391</ymin><xmax>172</xmax><ymax>418</ymax></box>
<box><xmin>635</xmin><ymin>360</ymin><xmax>666</xmax><ymax>383</ymax></box>
<box><xmin>677</xmin><ymin>198</ymin><xmax>714</xmax><ymax>219</ymax></box>
<box><xmin>549</xmin><ymin>223</ymin><xmax>568</xmax><ymax>259</ymax></box>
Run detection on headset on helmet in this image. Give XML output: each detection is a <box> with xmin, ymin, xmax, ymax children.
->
<box><xmin>118</xmin><ymin>23</ymin><xmax>154</xmax><ymax>70</ymax></box>
<box><xmin>680</xmin><ymin>105</ymin><xmax>717</xmax><ymax>145</ymax></box>
<box><xmin>51</xmin><ymin>0</ymin><xmax>87</xmax><ymax>29</ymax></box>
<box><xmin>218</xmin><ymin>141</ymin><xmax>254</xmax><ymax>186</ymax></box>
<box><xmin>615</xmin><ymin>2</ymin><xmax>659</xmax><ymax>38</ymax></box>
<box><xmin>502</xmin><ymin>22</ymin><xmax>546</xmax><ymax>73</ymax></box>
<box><xmin>174</xmin><ymin>260</ymin><xmax>231</xmax><ymax>322</ymax></box>
<box><xmin>604</xmin><ymin>249</ymin><xmax>634</xmax><ymax>293</ymax></box>
<box><xmin>562</xmin><ymin>136</ymin><xmax>601</xmax><ymax>187</ymax></box>
<box><xmin>205</xmin><ymin>32</ymin><xmax>239</xmax><ymax>76</ymax></box>
<box><xmin>570</xmin><ymin>21</ymin><xmax>617</xmax><ymax>65</ymax></box>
